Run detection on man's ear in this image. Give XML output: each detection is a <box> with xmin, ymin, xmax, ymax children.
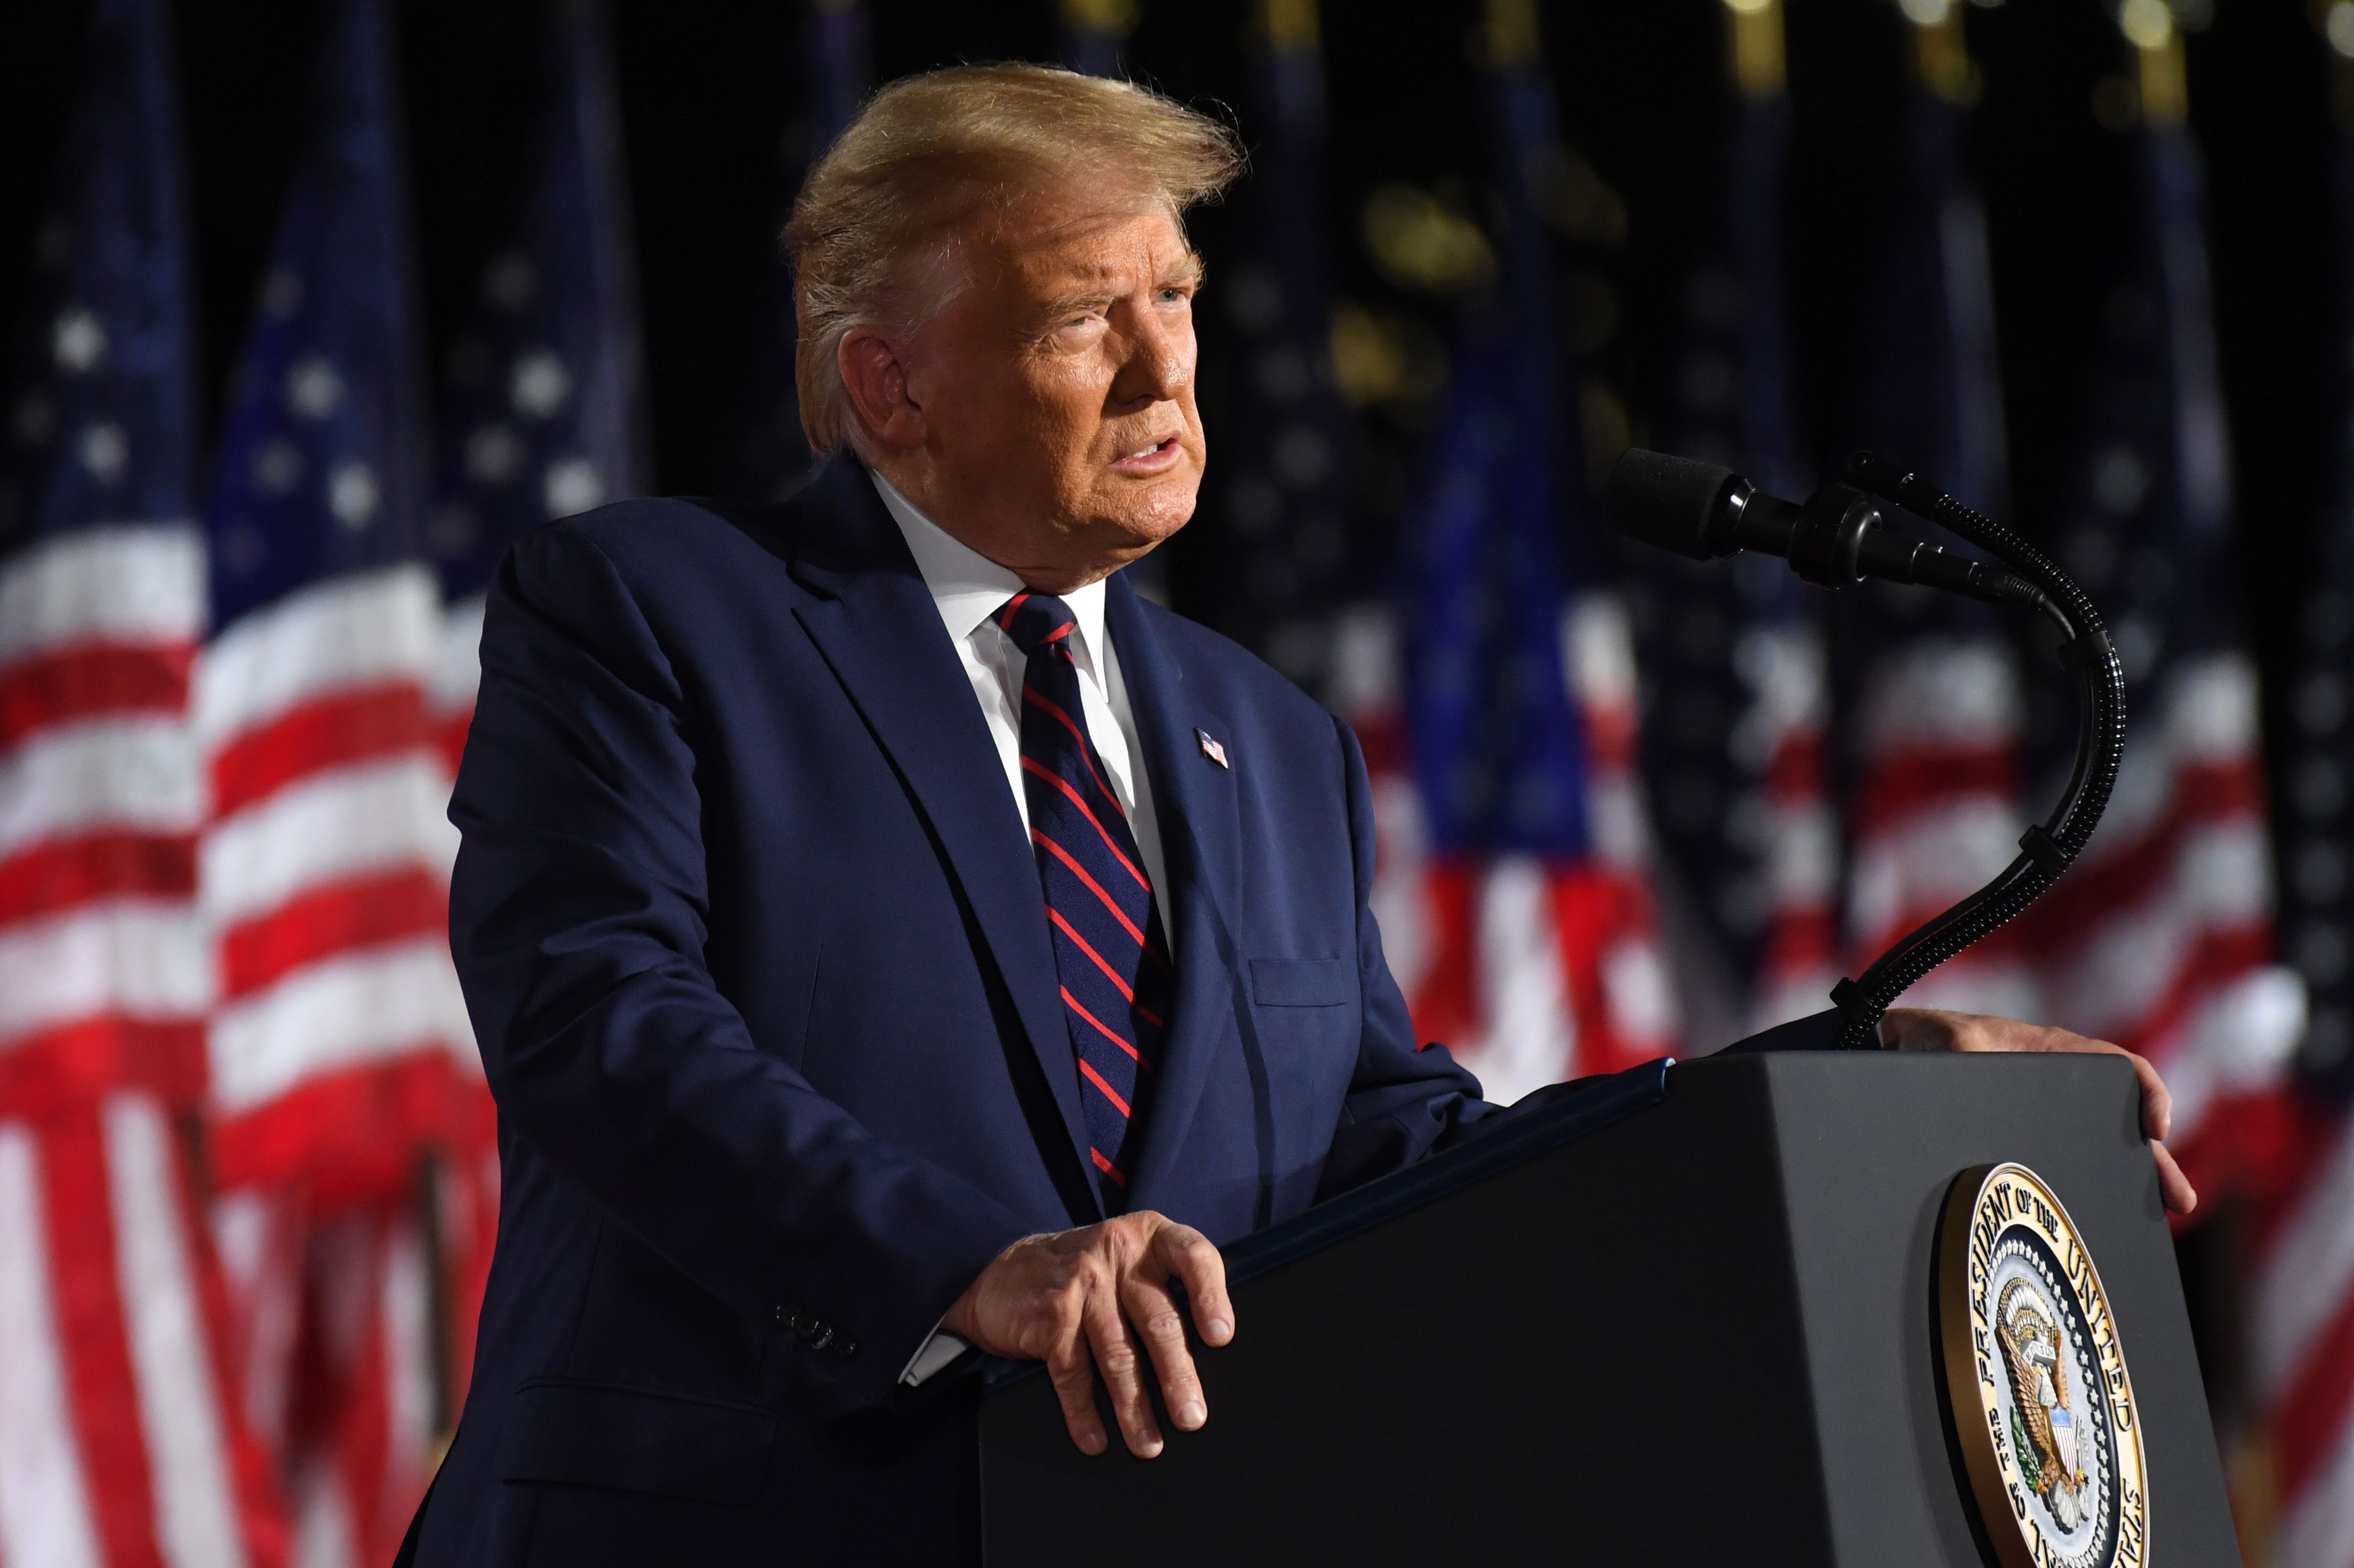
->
<box><xmin>837</xmin><ymin>328</ymin><xmax>926</xmax><ymax>455</ymax></box>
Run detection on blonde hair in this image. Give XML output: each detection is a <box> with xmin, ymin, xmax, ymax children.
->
<box><xmin>784</xmin><ymin>63</ymin><xmax>1244</xmax><ymax>455</ymax></box>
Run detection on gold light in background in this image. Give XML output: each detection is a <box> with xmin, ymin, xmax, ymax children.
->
<box><xmin>1483</xmin><ymin>0</ymin><xmax>1541</xmax><ymax>71</ymax></box>
<box><xmin>1361</xmin><ymin>184</ymin><xmax>1496</xmax><ymax>295</ymax></box>
<box><xmin>1257</xmin><ymin>0</ymin><xmax>1318</xmax><ymax>53</ymax></box>
<box><xmin>2119</xmin><ymin>0</ymin><xmax>2188</xmax><ymax>127</ymax></box>
<box><xmin>1060</xmin><ymin>0</ymin><xmax>1139</xmax><ymax>40</ymax></box>
<box><xmin>1722</xmin><ymin>0</ymin><xmax>1785</xmax><ymax>101</ymax></box>
<box><xmin>2318</xmin><ymin>0</ymin><xmax>2354</xmax><ymax>122</ymax></box>
<box><xmin>1896</xmin><ymin>0</ymin><xmax>1981</xmax><ymax>105</ymax></box>
<box><xmin>1328</xmin><ymin>305</ymin><xmax>1403</xmax><ymax>406</ymax></box>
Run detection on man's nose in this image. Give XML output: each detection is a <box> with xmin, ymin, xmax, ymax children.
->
<box><xmin>1111</xmin><ymin>302</ymin><xmax>1189</xmax><ymax>406</ymax></box>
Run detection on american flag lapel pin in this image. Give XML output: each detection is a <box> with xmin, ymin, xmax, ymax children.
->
<box><xmin>1196</xmin><ymin>728</ymin><xmax>1229</xmax><ymax>769</ymax></box>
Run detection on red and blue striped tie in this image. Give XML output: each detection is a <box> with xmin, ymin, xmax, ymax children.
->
<box><xmin>999</xmin><ymin>592</ymin><xmax>1171</xmax><ymax>1209</ymax></box>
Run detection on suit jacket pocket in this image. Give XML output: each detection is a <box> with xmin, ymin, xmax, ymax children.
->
<box><xmin>1249</xmin><ymin>957</ymin><xmax>1352</xmax><ymax>1007</ymax></box>
<box><xmin>495</xmin><ymin>1378</ymin><xmax>775</xmax><ymax>1504</ymax></box>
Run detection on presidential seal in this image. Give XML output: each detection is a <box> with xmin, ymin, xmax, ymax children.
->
<box><xmin>1936</xmin><ymin>1164</ymin><xmax>2149</xmax><ymax>1568</ymax></box>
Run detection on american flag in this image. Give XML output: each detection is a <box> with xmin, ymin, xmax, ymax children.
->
<box><xmin>1380</xmin><ymin>3</ymin><xmax>1673</xmax><ymax>1106</ymax></box>
<box><xmin>428</xmin><ymin>0</ymin><xmax>649</xmax><ymax>766</ymax></box>
<box><xmin>2028</xmin><ymin>46</ymin><xmax>2300</xmax><ymax>1189</ymax></box>
<box><xmin>2236</xmin><ymin>37</ymin><xmax>2354</xmax><ymax>1568</ymax></box>
<box><xmin>0</xmin><ymin>0</ymin><xmax>282</xmax><ymax>1562</ymax></box>
<box><xmin>1630</xmin><ymin>0</ymin><xmax>1839</xmax><ymax>1047</ymax></box>
<box><xmin>414</xmin><ymin>0</ymin><xmax>644</xmax><ymax>1521</ymax></box>
<box><xmin>194</xmin><ymin>0</ymin><xmax>466</xmax><ymax>1559</ymax></box>
<box><xmin>1837</xmin><ymin>11</ymin><xmax>2037</xmax><ymax>1022</ymax></box>
<box><xmin>736</xmin><ymin>0</ymin><xmax>869</xmax><ymax>504</ymax></box>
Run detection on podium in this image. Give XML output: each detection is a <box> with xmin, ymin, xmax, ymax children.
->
<box><xmin>977</xmin><ymin>1051</ymin><xmax>2241</xmax><ymax>1565</ymax></box>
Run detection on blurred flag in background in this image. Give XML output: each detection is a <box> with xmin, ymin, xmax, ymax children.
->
<box><xmin>1387</xmin><ymin>0</ymin><xmax>1673</xmax><ymax>1103</ymax></box>
<box><xmin>1836</xmin><ymin>7</ymin><xmax>2036</xmax><ymax>1024</ymax></box>
<box><xmin>413</xmin><ymin>0</ymin><xmax>645</xmax><ymax>1512</ymax></box>
<box><xmin>2233</xmin><ymin>16</ymin><xmax>2354</xmax><ymax>1567</ymax></box>
<box><xmin>428</xmin><ymin>0</ymin><xmax>649</xmax><ymax>766</ymax></box>
<box><xmin>1201</xmin><ymin>0</ymin><xmax>1361</xmax><ymax>695</ymax></box>
<box><xmin>195</xmin><ymin>0</ymin><xmax>466</xmax><ymax>1559</ymax></box>
<box><xmin>2031</xmin><ymin>18</ymin><xmax>2299</xmax><ymax>1189</ymax></box>
<box><xmin>0</xmin><ymin>0</ymin><xmax>283</xmax><ymax>1562</ymax></box>
<box><xmin>736</xmin><ymin>0</ymin><xmax>869</xmax><ymax>503</ymax></box>
<box><xmin>1630</xmin><ymin>0</ymin><xmax>1839</xmax><ymax>1046</ymax></box>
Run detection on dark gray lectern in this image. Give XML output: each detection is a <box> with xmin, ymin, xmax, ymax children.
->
<box><xmin>978</xmin><ymin>1052</ymin><xmax>2241</xmax><ymax>1565</ymax></box>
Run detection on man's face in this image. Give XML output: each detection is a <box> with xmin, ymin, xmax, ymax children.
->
<box><xmin>881</xmin><ymin>195</ymin><xmax>1206</xmax><ymax>590</ymax></box>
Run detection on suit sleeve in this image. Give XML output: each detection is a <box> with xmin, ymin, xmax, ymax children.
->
<box><xmin>448</xmin><ymin>524</ymin><xmax>1030</xmax><ymax>1415</ymax></box>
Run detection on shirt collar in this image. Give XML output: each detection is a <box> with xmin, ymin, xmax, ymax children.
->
<box><xmin>870</xmin><ymin>467</ymin><xmax>1109</xmax><ymax>673</ymax></box>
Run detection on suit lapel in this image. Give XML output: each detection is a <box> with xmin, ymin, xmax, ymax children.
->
<box><xmin>1105</xmin><ymin>576</ymin><xmax>1244</xmax><ymax>1209</ymax></box>
<box><xmin>784</xmin><ymin>458</ymin><xmax>1097</xmax><ymax>1208</ymax></box>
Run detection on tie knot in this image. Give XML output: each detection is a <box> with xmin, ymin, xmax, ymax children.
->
<box><xmin>997</xmin><ymin>592</ymin><xmax>1079</xmax><ymax>659</ymax></box>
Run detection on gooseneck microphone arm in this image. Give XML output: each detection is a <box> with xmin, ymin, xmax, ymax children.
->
<box><xmin>1606</xmin><ymin>449</ymin><xmax>2128</xmax><ymax>1050</ymax></box>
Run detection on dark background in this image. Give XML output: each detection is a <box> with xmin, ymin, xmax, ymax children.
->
<box><xmin>0</xmin><ymin>0</ymin><xmax>2338</xmax><ymax>843</ymax></box>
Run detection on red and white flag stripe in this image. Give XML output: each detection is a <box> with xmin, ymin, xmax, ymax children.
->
<box><xmin>286</xmin><ymin>1209</ymin><xmax>440</xmax><ymax>1568</ymax></box>
<box><xmin>0</xmin><ymin>527</ymin><xmax>211</xmax><ymax>1118</ymax></box>
<box><xmin>1336</xmin><ymin>599</ymin><xmax>1676</xmax><ymax>1108</ymax></box>
<box><xmin>2036</xmin><ymin>653</ymin><xmax>2301</xmax><ymax>1148</ymax></box>
<box><xmin>212</xmin><ymin>1139</ymin><xmax>497</xmax><ymax>1568</ymax></box>
<box><xmin>1846</xmin><ymin>633</ymin><xmax>2041</xmax><ymax>1019</ymax></box>
<box><xmin>194</xmin><ymin>563</ymin><xmax>476</xmax><ymax>1200</ymax></box>
<box><xmin>1561</xmin><ymin>594</ymin><xmax>1679</xmax><ymax>1077</ymax></box>
<box><xmin>0</xmin><ymin>1090</ymin><xmax>281</xmax><ymax>1568</ymax></box>
<box><xmin>428</xmin><ymin>594</ymin><xmax>486</xmax><ymax>777</ymax></box>
<box><xmin>2249</xmin><ymin>1099</ymin><xmax>2354</xmax><ymax>1568</ymax></box>
<box><xmin>1729</xmin><ymin>618</ymin><xmax>1842</xmax><ymax>1031</ymax></box>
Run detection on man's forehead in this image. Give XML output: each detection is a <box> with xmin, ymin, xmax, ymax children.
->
<box><xmin>982</xmin><ymin>201</ymin><xmax>1196</xmax><ymax>289</ymax></box>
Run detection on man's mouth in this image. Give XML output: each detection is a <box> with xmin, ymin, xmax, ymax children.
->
<box><xmin>1112</xmin><ymin>437</ymin><xmax>1182</xmax><ymax>472</ymax></box>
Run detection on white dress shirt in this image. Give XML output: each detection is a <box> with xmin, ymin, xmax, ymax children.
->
<box><xmin>870</xmin><ymin>471</ymin><xmax>1172</xmax><ymax>938</ymax></box>
<box><xmin>868</xmin><ymin>470</ymin><xmax>1173</xmax><ymax>1385</ymax></box>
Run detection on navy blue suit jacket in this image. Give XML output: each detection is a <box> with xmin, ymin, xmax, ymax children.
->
<box><xmin>415</xmin><ymin>455</ymin><xmax>1549</xmax><ymax>1564</ymax></box>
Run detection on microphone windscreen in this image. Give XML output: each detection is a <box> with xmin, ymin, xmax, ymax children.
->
<box><xmin>1606</xmin><ymin>448</ymin><xmax>1736</xmax><ymax>560</ymax></box>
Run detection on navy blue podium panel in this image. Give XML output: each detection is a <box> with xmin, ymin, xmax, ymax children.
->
<box><xmin>978</xmin><ymin>1052</ymin><xmax>2238</xmax><ymax>1567</ymax></box>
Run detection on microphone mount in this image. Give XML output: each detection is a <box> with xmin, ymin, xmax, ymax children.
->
<box><xmin>1607</xmin><ymin>449</ymin><xmax>2128</xmax><ymax>1050</ymax></box>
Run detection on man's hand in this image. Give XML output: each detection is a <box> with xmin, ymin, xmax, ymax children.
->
<box><xmin>1881</xmin><ymin>1007</ymin><xmax>2197</xmax><ymax>1216</ymax></box>
<box><xmin>942</xmin><ymin>1210</ymin><xmax>1233</xmax><ymax>1458</ymax></box>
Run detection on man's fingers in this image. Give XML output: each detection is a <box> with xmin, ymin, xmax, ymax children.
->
<box><xmin>1083</xmin><ymin>1291</ymin><xmax>1163</xmax><ymax>1458</ymax></box>
<box><xmin>2153</xmin><ymin>1139</ymin><xmax>2198</xmax><ymax>1216</ymax></box>
<box><xmin>2123</xmin><ymin>1050</ymin><xmax>2173</xmax><ymax>1142</ymax></box>
<box><xmin>1122</xmin><ymin>1275</ymin><xmax>1206</xmax><ymax>1432</ymax></box>
<box><xmin>1157</xmin><ymin>1223</ymin><xmax>1234</xmax><ymax>1347</ymax></box>
<box><xmin>1046</xmin><ymin>1325</ymin><xmax>1107</xmax><ymax>1457</ymax></box>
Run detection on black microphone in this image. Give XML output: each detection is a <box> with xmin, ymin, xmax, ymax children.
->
<box><xmin>1605</xmin><ymin>448</ymin><xmax>2041</xmax><ymax>610</ymax></box>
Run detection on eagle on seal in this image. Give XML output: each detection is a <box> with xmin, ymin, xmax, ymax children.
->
<box><xmin>1998</xmin><ymin>1278</ymin><xmax>2088</xmax><ymax>1530</ymax></box>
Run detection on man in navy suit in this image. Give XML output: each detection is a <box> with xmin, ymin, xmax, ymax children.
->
<box><xmin>410</xmin><ymin>62</ymin><xmax>2192</xmax><ymax>1565</ymax></box>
